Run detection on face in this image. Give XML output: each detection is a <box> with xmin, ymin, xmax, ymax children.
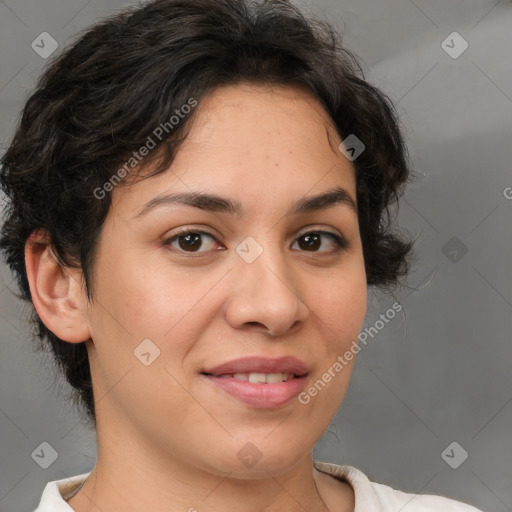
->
<box><xmin>81</xmin><ymin>83</ymin><xmax>367</xmax><ymax>478</ymax></box>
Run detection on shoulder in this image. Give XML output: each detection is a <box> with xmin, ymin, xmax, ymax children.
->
<box><xmin>313</xmin><ymin>461</ymin><xmax>483</xmax><ymax>512</ymax></box>
<box><xmin>33</xmin><ymin>472</ymin><xmax>90</xmax><ymax>512</ymax></box>
<box><xmin>368</xmin><ymin>479</ymin><xmax>483</xmax><ymax>512</ymax></box>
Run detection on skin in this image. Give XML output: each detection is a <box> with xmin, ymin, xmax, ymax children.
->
<box><xmin>25</xmin><ymin>82</ymin><xmax>367</xmax><ymax>512</ymax></box>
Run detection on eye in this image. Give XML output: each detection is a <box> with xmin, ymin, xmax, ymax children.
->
<box><xmin>163</xmin><ymin>229</ymin><xmax>221</xmax><ymax>254</ymax></box>
<box><xmin>163</xmin><ymin>228</ymin><xmax>347</xmax><ymax>256</ymax></box>
<box><xmin>292</xmin><ymin>230</ymin><xmax>348</xmax><ymax>254</ymax></box>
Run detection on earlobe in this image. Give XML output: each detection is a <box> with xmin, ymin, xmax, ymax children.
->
<box><xmin>24</xmin><ymin>229</ymin><xmax>91</xmax><ymax>343</ymax></box>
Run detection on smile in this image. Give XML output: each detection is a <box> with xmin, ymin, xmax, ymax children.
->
<box><xmin>211</xmin><ymin>372</ymin><xmax>297</xmax><ymax>383</ymax></box>
<box><xmin>201</xmin><ymin>372</ymin><xmax>308</xmax><ymax>408</ymax></box>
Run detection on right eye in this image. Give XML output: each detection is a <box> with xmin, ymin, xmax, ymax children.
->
<box><xmin>163</xmin><ymin>229</ymin><xmax>223</xmax><ymax>255</ymax></box>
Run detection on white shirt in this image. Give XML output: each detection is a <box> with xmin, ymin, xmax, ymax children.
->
<box><xmin>33</xmin><ymin>461</ymin><xmax>483</xmax><ymax>511</ymax></box>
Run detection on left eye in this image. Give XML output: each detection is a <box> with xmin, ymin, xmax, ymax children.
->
<box><xmin>163</xmin><ymin>229</ymin><xmax>347</xmax><ymax>254</ymax></box>
<box><xmin>292</xmin><ymin>231</ymin><xmax>347</xmax><ymax>253</ymax></box>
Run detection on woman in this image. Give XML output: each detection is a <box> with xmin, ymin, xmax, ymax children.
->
<box><xmin>0</xmin><ymin>0</ymin><xmax>483</xmax><ymax>510</ymax></box>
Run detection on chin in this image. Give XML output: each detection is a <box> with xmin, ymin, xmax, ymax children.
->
<box><xmin>206</xmin><ymin>437</ymin><xmax>311</xmax><ymax>480</ymax></box>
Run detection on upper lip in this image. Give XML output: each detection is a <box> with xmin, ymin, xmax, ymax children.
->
<box><xmin>202</xmin><ymin>356</ymin><xmax>309</xmax><ymax>376</ymax></box>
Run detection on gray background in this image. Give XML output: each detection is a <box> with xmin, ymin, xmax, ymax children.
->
<box><xmin>1</xmin><ymin>0</ymin><xmax>511</xmax><ymax>511</ymax></box>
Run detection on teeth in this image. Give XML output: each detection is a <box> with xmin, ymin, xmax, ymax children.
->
<box><xmin>229</xmin><ymin>372</ymin><xmax>294</xmax><ymax>383</ymax></box>
<box><xmin>265</xmin><ymin>372</ymin><xmax>287</xmax><ymax>383</ymax></box>
<box><xmin>248</xmin><ymin>372</ymin><xmax>267</xmax><ymax>383</ymax></box>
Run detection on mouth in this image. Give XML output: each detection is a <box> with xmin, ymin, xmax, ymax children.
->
<box><xmin>200</xmin><ymin>356</ymin><xmax>309</xmax><ymax>408</ymax></box>
<box><xmin>201</xmin><ymin>355</ymin><xmax>309</xmax><ymax>377</ymax></box>
<box><xmin>201</xmin><ymin>371</ymin><xmax>304</xmax><ymax>383</ymax></box>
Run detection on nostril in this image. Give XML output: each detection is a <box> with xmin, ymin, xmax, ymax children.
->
<box><xmin>246</xmin><ymin>321</ymin><xmax>264</xmax><ymax>328</ymax></box>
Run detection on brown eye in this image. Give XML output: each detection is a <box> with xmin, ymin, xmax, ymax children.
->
<box><xmin>163</xmin><ymin>228</ymin><xmax>347</xmax><ymax>256</ymax></box>
<box><xmin>164</xmin><ymin>229</ymin><xmax>219</xmax><ymax>253</ymax></box>
<box><xmin>293</xmin><ymin>231</ymin><xmax>347</xmax><ymax>253</ymax></box>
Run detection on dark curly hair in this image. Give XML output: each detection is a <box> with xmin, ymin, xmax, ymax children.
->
<box><xmin>0</xmin><ymin>0</ymin><xmax>413</xmax><ymax>428</ymax></box>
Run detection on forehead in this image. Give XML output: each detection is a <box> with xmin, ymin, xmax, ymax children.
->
<box><xmin>111</xmin><ymin>82</ymin><xmax>355</xmax><ymax>216</ymax></box>
<box><xmin>182</xmin><ymin>82</ymin><xmax>340</xmax><ymax>152</ymax></box>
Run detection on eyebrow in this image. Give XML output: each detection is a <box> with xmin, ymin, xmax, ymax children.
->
<box><xmin>133</xmin><ymin>186</ymin><xmax>358</xmax><ymax>220</ymax></box>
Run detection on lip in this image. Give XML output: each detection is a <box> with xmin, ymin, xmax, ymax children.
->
<box><xmin>201</xmin><ymin>356</ymin><xmax>309</xmax><ymax>376</ymax></box>
<box><xmin>201</xmin><ymin>356</ymin><xmax>309</xmax><ymax>409</ymax></box>
<box><xmin>202</xmin><ymin>374</ymin><xmax>308</xmax><ymax>408</ymax></box>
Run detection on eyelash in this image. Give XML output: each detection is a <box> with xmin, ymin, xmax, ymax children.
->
<box><xmin>163</xmin><ymin>228</ymin><xmax>348</xmax><ymax>256</ymax></box>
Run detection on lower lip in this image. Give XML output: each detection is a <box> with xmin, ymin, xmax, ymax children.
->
<box><xmin>201</xmin><ymin>374</ymin><xmax>308</xmax><ymax>408</ymax></box>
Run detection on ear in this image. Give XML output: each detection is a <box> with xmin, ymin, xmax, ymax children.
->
<box><xmin>24</xmin><ymin>229</ymin><xmax>91</xmax><ymax>343</ymax></box>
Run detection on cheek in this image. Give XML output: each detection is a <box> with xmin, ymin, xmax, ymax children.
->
<box><xmin>308</xmin><ymin>267</ymin><xmax>367</xmax><ymax>348</ymax></box>
<box><xmin>92</xmin><ymin>253</ymin><xmax>197</xmax><ymax>334</ymax></box>
<box><xmin>86</xmin><ymin>258</ymin><xmax>219</xmax><ymax>404</ymax></box>
<box><xmin>296</xmin><ymin>271</ymin><xmax>366</xmax><ymax>436</ymax></box>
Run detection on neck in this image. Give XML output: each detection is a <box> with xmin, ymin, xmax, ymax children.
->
<box><xmin>68</xmin><ymin>461</ymin><xmax>331</xmax><ymax>512</ymax></box>
<box><xmin>67</xmin><ymin>435</ymin><xmax>332</xmax><ymax>512</ymax></box>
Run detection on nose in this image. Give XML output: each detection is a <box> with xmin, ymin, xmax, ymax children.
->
<box><xmin>224</xmin><ymin>243</ymin><xmax>310</xmax><ymax>337</ymax></box>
